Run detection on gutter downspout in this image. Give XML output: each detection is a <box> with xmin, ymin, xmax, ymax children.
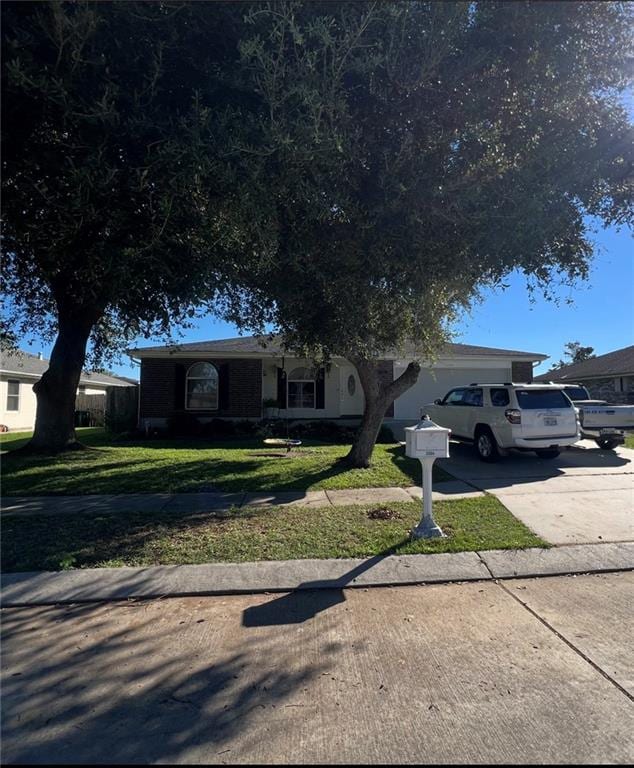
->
<box><xmin>129</xmin><ymin>355</ymin><xmax>142</xmax><ymax>428</ymax></box>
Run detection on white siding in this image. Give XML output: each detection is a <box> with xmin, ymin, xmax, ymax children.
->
<box><xmin>338</xmin><ymin>364</ymin><xmax>364</xmax><ymax>416</ymax></box>
<box><xmin>0</xmin><ymin>376</ymin><xmax>38</xmax><ymax>431</ymax></box>
<box><xmin>262</xmin><ymin>357</ymin><xmax>516</xmax><ymax>422</ymax></box>
<box><xmin>261</xmin><ymin>357</ymin><xmax>341</xmax><ymax>418</ymax></box>
<box><xmin>0</xmin><ymin>376</ymin><xmax>109</xmax><ymax>431</ymax></box>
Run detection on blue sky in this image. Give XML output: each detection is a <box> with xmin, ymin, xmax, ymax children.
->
<box><xmin>452</xmin><ymin>222</ymin><xmax>633</xmax><ymax>376</ymax></box>
<box><xmin>11</xmin><ymin>220</ymin><xmax>633</xmax><ymax>381</ymax></box>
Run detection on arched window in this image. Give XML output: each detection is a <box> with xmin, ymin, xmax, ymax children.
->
<box><xmin>287</xmin><ymin>366</ymin><xmax>315</xmax><ymax>409</ymax></box>
<box><xmin>186</xmin><ymin>362</ymin><xmax>219</xmax><ymax>410</ymax></box>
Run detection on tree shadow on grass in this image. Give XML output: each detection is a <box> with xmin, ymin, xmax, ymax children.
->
<box><xmin>384</xmin><ymin>444</ymin><xmax>422</xmax><ymax>484</ymax></box>
<box><xmin>3</xmin><ymin>440</ymin><xmax>433</xmax><ymax>497</ymax></box>
<box><xmin>384</xmin><ymin>444</ymin><xmax>453</xmax><ymax>484</ymax></box>
<box><xmin>1</xmin><ymin>504</ymin><xmax>270</xmax><ymax>572</ymax></box>
<box><xmin>2</xmin><ymin>446</ymin><xmax>358</xmax><ymax>495</ymax></box>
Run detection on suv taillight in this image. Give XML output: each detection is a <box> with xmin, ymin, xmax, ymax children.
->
<box><xmin>505</xmin><ymin>408</ymin><xmax>521</xmax><ymax>425</ymax></box>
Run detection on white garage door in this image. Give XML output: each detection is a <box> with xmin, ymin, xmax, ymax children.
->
<box><xmin>393</xmin><ymin>366</ymin><xmax>511</xmax><ymax>420</ymax></box>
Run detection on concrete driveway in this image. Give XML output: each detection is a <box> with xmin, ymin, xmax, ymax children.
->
<box><xmin>438</xmin><ymin>440</ymin><xmax>634</xmax><ymax>545</ymax></box>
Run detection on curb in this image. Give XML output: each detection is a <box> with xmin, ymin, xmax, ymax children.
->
<box><xmin>2</xmin><ymin>542</ymin><xmax>632</xmax><ymax>606</ymax></box>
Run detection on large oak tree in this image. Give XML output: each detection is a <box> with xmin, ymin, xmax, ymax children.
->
<box><xmin>3</xmin><ymin>1</ymin><xmax>632</xmax><ymax>467</ymax></box>
<box><xmin>1</xmin><ymin>1</ymin><xmax>256</xmax><ymax>450</ymax></box>
<box><xmin>222</xmin><ymin>1</ymin><xmax>633</xmax><ymax>466</ymax></box>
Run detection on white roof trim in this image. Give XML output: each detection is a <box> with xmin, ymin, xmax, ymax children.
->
<box><xmin>0</xmin><ymin>369</ymin><xmax>125</xmax><ymax>388</ymax></box>
<box><xmin>131</xmin><ymin>350</ymin><xmax>546</xmax><ymax>362</ymax></box>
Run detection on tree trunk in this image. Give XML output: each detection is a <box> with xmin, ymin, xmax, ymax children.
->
<box><xmin>346</xmin><ymin>358</ymin><xmax>421</xmax><ymax>468</ymax></box>
<box><xmin>26</xmin><ymin>311</ymin><xmax>97</xmax><ymax>453</ymax></box>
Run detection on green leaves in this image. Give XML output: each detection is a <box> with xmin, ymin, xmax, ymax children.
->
<box><xmin>2</xmin><ymin>1</ymin><xmax>632</xmax><ymax>369</ymax></box>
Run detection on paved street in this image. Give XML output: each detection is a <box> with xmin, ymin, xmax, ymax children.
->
<box><xmin>439</xmin><ymin>441</ymin><xmax>634</xmax><ymax>544</ymax></box>
<box><xmin>2</xmin><ymin>572</ymin><xmax>633</xmax><ymax>764</ymax></box>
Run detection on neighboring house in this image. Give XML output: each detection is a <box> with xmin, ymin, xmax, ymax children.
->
<box><xmin>128</xmin><ymin>336</ymin><xmax>546</xmax><ymax>437</ymax></box>
<box><xmin>0</xmin><ymin>349</ymin><xmax>137</xmax><ymax>431</ymax></box>
<box><xmin>534</xmin><ymin>345</ymin><xmax>634</xmax><ymax>405</ymax></box>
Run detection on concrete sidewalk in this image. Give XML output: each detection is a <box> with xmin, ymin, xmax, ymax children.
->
<box><xmin>3</xmin><ymin>541</ymin><xmax>633</xmax><ymax>606</ymax></box>
<box><xmin>0</xmin><ymin>479</ymin><xmax>483</xmax><ymax>517</ymax></box>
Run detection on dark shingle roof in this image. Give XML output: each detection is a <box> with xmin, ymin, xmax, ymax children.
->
<box><xmin>534</xmin><ymin>345</ymin><xmax>634</xmax><ymax>382</ymax></box>
<box><xmin>129</xmin><ymin>335</ymin><xmax>545</xmax><ymax>360</ymax></box>
<box><xmin>0</xmin><ymin>350</ymin><xmax>137</xmax><ymax>387</ymax></box>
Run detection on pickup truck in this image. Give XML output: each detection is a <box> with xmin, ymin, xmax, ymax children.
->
<box><xmin>554</xmin><ymin>384</ymin><xmax>634</xmax><ymax>449</ymax></box>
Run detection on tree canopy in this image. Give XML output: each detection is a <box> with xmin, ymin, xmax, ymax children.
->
<box><xmin>2</xmin><ymin>1</ymin><xmax>632</xmax><ymax>458</ymax></box>
<box><xmin>1</xmin><ymin>1</ymin><xmax>259</xmax><ymax>448</ymax></box>
<box><xmin>2</xmin><ymin>1</ymin><xmax>252</xmax><ymax>357</ymax></box>
<box><xmin>218</xmin><ymin>1</ymin><xmax>634</xmax><ymax>463</ymax></box>
<box><xmin>557</xmin><ymin>341</ymin><xmax>597</xmax><ymax>368</ymax></box>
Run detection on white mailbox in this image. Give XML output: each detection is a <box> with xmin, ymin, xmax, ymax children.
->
<box><xmin>404</xmin><ymin>414</ymin><xmax>451</xmax><ymax>539</ymax></box>
<box><xmin>405</xmin><ymin>416</ymin><xmax>451</xmax><ymax>459</ymax></box>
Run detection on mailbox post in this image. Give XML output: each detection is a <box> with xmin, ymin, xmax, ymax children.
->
<box><xmin>404</xmin><ymin>414</ymin><xmax>451</xmax><ymax>539</ymax></box>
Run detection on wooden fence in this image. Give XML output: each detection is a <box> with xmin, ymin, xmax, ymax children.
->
<box><xmin>105</xmin><ymin>386</ymin><xmax>139</xmax><ymax>432</ymax></box>
<box><xmin>75</xmin><ymin>393</ymin><xmax>106</xmax><ymax>427</ymax></box>
<box><xmin>75</xmin><ymin>386</ymin><xmax>138</xmax><ymax>431</ymax></box>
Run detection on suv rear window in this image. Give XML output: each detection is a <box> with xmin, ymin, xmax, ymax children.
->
<box><xmin>516</xmin><ymin>390</ymin><xmax>571</xmax><ymax>410</ymax></box>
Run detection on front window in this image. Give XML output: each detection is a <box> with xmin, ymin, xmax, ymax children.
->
<box><xmin>186</xmin><ymin>362</ymin><xmax>219</xmax><ymax>410</ymax></box>
<box><xmin>463</xmin><ymin>388</ymin><xmax>483</xmax><ymax>407</ymax></box>
<box><xmin>6</xmin><ymin>380</ymin><xmax>19</xmax><ymax>411</ymax></box>
<box><xmin>287</xmin><ymin>367</ymin><xmax>315</xmax><ymax>409</ymax></box>
<box><xmin>516</xmin><ymin>389</ymin><xmax>571</xmax><ymax>409</ymax></box>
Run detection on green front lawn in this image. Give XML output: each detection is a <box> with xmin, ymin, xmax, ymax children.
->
<box><xmin>1</xmin><ymin>496</ymin><xmax>546</xmax><ymax>572</ymax></box>
<box><xmin>625</xmin><ymin>434</ymin><xmax>634</xmax><ymax>450</ymax></box>
<box><xmin>1</xmin><ymin>428</ymin><xmax>452</xmax><ymax>495</ymax></box>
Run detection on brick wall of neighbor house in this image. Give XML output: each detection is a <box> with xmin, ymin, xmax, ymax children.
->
<box><xmin>140</xmin><ymin>358</ymin><xmax>262</xmax><ymax>420</ymax></box>
<box><xmin>583</xmin><ymin>377</ymin><xmax>634</xmax><ymax>405</ymax></box>
<box><xmin>511</xmin><ymin>361</ymin><xmax>533</xmax><ymax>383</ymax></box>
<box><xmin>378</xmin><ymin>361</ymin><xmax>395</xmax><ymax>417</ymax></box>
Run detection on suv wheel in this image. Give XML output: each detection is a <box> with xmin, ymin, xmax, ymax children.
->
<box><xmin>535</xmin><ymin>449</ymin><xmax>560</xmax><ymax>459</ymax></box>
<box><xmin>475</xmin><ymin>428</ymin><xmax>500</xmax><ymax>462</ymax></box>
<box><xmin>596</xmin><ymin>438</ymin><xmax>620</xmax><ymax>450</ymax></box>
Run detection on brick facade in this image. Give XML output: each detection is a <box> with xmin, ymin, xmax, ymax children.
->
<box><xmin>582</xmin><ymin>377</ymin><xmax>634</xmax><ymax>405</ymax></box>
<box><xmin>139</xmin><ymin>358</ymin><xmax>262</xmax><ymax>421</ymax></box>
<box><xmin>511</xmin><ymin>361</ymin><xmax>533</xmax><ymax>383</ymax></box>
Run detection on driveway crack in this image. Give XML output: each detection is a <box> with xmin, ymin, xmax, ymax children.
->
<box><xmin>475</xmin><ymin>551</ymin><xmax>495</xmax><ymax>580</ymax></box>
<box><xmin>496</xmin><ymin>579</ymin><xmax>633</xmax><ymax>703</ymax></box>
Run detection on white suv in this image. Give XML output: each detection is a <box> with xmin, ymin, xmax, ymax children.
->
<box><xmin>425</xmin><ymin>383</ymin><xmax>580</xmax><ymax>462</ymax></box>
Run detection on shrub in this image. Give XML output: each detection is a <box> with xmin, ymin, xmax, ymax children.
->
<box><xmin>376</xmin><ymin>425</ymin><xmax>396</xmax><ymax>443</ymax></box>
<box><xmin>167</xmin><ymin>413</ymin><xmax>202</xmax><ymax>438</ymax></box>
<box><xmin>200</xmin><ymin>418</ymin><xmax>236</xmax><ymax>439</ymax></box>
<box><xmin>234</xmin><ymin>420</ymin><xmax>259</xmax><ymax>436</ymax></box>
<box><xmin>258</xmin><ymin>419</ymin><xmax>359</xmax><ymax>443</ymax></box>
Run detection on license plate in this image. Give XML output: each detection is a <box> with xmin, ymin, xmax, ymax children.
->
<box><xmin>600</xmin><ymin>428</ymin><xmax>621</xmax><ymax>435</ymax></box>
<box><xmin>544</xmin><ymin>417</ymin><xmax>557</xmax><ymax>426</ymax></box>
